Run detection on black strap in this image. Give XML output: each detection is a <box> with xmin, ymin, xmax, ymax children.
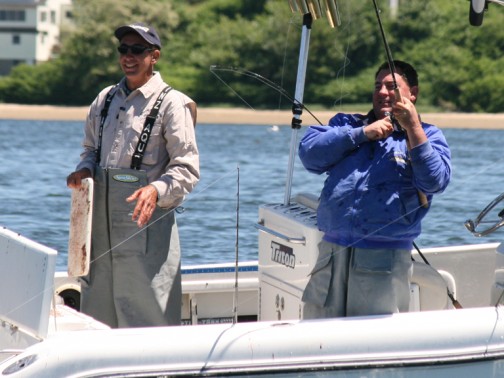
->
<box><xmin>96</xmin><ymin>86</ymin><xmax>118</xmax><ymax>165</ymax></box>
<box><xmin>96</xmin><ymin>84</ymin><xmax>172</xmax><ymax>169</ymax></box>
<box><xmin>131</xmin><ymin>85</ymin><xmax>172</xmax><ymax>170</ymax></box>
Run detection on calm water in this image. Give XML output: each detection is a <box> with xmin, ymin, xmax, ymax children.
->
<box><xmin>1</xmin><ymin>119</ymin><xmax>503</xmax><ymax>271</ymax></box>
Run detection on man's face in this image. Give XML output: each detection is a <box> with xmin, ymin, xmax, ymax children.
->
<box><xmin>118</xmin><ymin>33</ymin><xmax>159</xmax><ymax>86</ymax></box>
<box><xmin>372</xmin><ymin>69</ymin><xmax>417</xmax><ymax>119</ymax></box>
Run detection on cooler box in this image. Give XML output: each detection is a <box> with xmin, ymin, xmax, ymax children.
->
<box><xmin>257</xmin><ymin>193</ymin><xmax>323</xmax><ymax>321</ymax></box>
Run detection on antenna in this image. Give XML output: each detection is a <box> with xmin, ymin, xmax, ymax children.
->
<box><xmin>232</xmin><ymin>165</ymin><xmax>240</xmax><ymax>324</ymax></box>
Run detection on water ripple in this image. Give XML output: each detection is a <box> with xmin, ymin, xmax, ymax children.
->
<box><xmin>0</xmin><ymin>121</ymin><xmax>503</xmax><ymax>270</ymax></box>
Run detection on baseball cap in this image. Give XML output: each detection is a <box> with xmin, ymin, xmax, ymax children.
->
<box><xmin>114</xmin><ymin>22</ymin><xmax>162</xmax><ymax>50</ymax></box>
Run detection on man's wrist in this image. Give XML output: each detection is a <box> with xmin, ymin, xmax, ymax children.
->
<box><xmin>149</xmin><ymin>184</ymin><xmax>160</xmax><ymax>201</ymax></box>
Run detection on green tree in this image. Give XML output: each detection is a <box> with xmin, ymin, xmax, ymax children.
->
<box><xmin>0</xmin><ymin>63</ymin><xmax>60</xmax><ymax>104</ymax></box>
<box><xmin>0</xmin><ymin>0</ymin><xmax>503</xmax><ymax>112</ymax></box>
<box><xmin>56</xmin><ymin>0</ymin><xmax>179</xmax><ymax>104</ymax></box>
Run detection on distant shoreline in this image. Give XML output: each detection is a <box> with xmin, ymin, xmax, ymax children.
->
<box><xmin>1</xmin><ymin>103</ymin><xmax>504</xmax><ymax>129</ymax></box>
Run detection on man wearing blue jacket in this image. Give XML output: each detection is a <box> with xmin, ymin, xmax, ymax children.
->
<box><xmin>298</xmin><ymin>60</ymin><xmax>451</xmax><ymax>318</ymax></box>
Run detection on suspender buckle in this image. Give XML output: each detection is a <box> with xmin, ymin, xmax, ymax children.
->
<box><xmin>131</xmin><ymin>154</ymin><xmax>142</xmax><ymax>170</ymax></box>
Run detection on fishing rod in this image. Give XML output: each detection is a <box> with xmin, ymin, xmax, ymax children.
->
<box><xmin>371</xmin><ymin>0</ymin><xmax>429</xmax><ymax>209</ymax></box>
<box><xmin>209</xmin><ymin>65</ymin><xmax>323</xmax><ymax>126</ymax></box>
<box><xmin>212</xmin><ymin>1</ymin><xmax>340</xmax><ymax>206</ymax></box>
<box><xmin>371</xmin><ymin>0</ymin><xmax>403</xmax><ymax>129</ymax></box>
<box><xmin>10</xmin><ymin>167</ymin><xmax>254</xmax><ymax>322</ymax></box>
<box><xmin>372</xmin><ymin>0</ymin><xmax>461</xmax><ymax>309</ymax></box>
<box><xmin>372</xmin><ymin>0</ymin><xmax>402</xmax><ymax>103</ymax></box>
<box><xmin>233</xmin><ymin>166</ymin><xmax>240</xmax><ymax>325</ymax></box>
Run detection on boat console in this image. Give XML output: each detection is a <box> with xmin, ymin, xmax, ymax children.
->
<box><xmin>256</xmin><ymin>193</ymin><xmax>498</xmax><ymax>321</ymax></box>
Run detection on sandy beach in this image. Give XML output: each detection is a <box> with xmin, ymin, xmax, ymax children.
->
<box><xmin>1</xmin><ymin>103</ymin><xmax>504</xmax><ymax>129</ymax></box>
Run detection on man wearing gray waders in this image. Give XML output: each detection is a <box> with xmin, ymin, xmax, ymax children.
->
<box><xmin>67</xmin><ymin>22</ymin><xmax>199</xmax><ymax>328</ymax></box>
<box><xmin>298</xmin><ymin>61</ymin><xmax>451</xmax><ymax>318</ymax></box>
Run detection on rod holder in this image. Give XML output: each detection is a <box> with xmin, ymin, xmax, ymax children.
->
<box><xmin>295</xmin><ymin>0</ymin><xmax>310</xmax><ymax>14</ymax></box>
<box><xmin>288</xmin><ymin>0</ymin><xmax>340</xmax><ymax>28</ymax></box>
<box><xmin>287</xmin><ymin>0</ymin><xmax>299</xmax><ymax>13</ymax></box>
<box><xmin>306</xmin><ymin>0</ymin><xmax>322</xmax><ymax>20</ymax></box>
<box><xmin>323</xmin><ymin>0</ymin><xmax>341</xmax><ymax>27</ymax></box>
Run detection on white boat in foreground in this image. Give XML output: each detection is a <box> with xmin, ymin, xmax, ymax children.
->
<box><xmin>2</xmin><ymin>191</ymin><xmax>504</xmax><ymax>377</ymax></box>
<box><xmin>4</xmin><ymin>305</ymin><xmax>504</xmax><ymax>377</ymax></box>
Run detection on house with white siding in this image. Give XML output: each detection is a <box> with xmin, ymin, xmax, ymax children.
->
<box><xmin>0</xmin><ymin>0</ymin><xmax>72</xmax><ymax>76</ymax></box>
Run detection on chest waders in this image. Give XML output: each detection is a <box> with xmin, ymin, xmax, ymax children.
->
<box><xmin>80</xmin><ymin>86</ymin><xmax>182</xmax><ymax>328</ymax></box>
<box><xmin>302</xmin><ymin>241</ymin><xmax>412</xmax><ymax>319</ymax></box>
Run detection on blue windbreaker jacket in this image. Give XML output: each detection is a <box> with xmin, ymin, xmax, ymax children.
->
<box><xmin>298</xmin><ymin>112</ymin><xmax>451</xmax><ymax>249</ymax></box>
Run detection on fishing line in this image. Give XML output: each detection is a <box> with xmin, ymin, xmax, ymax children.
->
<box><xmin>332</xmin><ymin>44</ymin><xmax>352</xmax><ymax>109</ymax></box>
<box><xmin>210</xmin><ymin>65</ymin><xmax>295</xmax><ymax>104</ymax></box>
<box><xmin>285</xmin><ymin>1</ymin><xmax>461</xmax><ymax>307</ymax></box>
<box><xmin>331</xmin><ymin>150</ymin><xmax>504</xmax><ymax>288</ymax></box>
<box><xmin>4</xmin><ymin>167</ymin><xmax>245</xmax><ymax>320</ymax></box>
<box><xmin>495</xmin><ymin>288</ymin><xmax>504</xmax><ymax>307</ymax></box>
<box><xmin>17</xmin><ymin>5</ymin><xmax>499</xmax><ymax>322</ymax></box>
<box><xmin>301</xmin><ymin>192</ymin><xmax>466</xmax><ymax>309</ymax></box>
<box><xmin>456</xmin><ymin>154</ymin><xmax>504</xmax><ymax>188</ymax></box>
<box><xmin>209</xmin><ymin>65</ymin><xmax>323</xmax><ymax>126</ymax></box>
<box><xmin>412</xmin><ymin>241</ymin><xmax>463</xmax><ymax>309</ymax></box>
<box><xmin>277</xmin><ymin>15</ymin><xmax>300</xmax><ymax>109</ymax></box>
<box><xmin>209</xmin><ymin>67</ymin><xmax>255</xmax><ymax>110</ymax></box>
<box><xmin>370</xmin><ymin>0</ymin><xmax>504</xmax><ymax>205</ymax></box>
<box><xmin>89</xmin><ymin>167</ymin><xmax>240</xmax><ymax>266</ymax></box>
<box><xmin>212</xmin><ymin>4</ymin><xmax>500</xmax><ymax>314</ymax></box>
<box><xmin>211</xmin><ymin>6</ymin><xmax>437</xmax><ymax>274</ymax></box>
<box><xmin>326</xmin><ymin>2</ymin><xmax>354</xmax><ymax>111</ymax></box>
<box><xmin>209</xmin><ymin>5</ymin><xmax>356</xmax><ymax>125</ymax></box>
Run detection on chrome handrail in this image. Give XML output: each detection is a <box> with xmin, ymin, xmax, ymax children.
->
<box><xmin>465</xmin><ymin>192</ymin><xmax>504</xmax><ymax>237</ymax></box>
<box><xmin>255</xmin><ymin>221</ymin><xmax>306</xmax><ymax>245</ymax></box>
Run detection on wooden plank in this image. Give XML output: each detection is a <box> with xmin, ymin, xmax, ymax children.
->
<box><xmin>68</xmin><ymin>178</ymin><xmax>93</xmax><ymax>277</ymax></box>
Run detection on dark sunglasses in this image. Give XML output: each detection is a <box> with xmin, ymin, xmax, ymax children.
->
<box><xmin>117</xmin><ymin>44</ymin><xmax>153</xmax><ymax>55</ymax></box>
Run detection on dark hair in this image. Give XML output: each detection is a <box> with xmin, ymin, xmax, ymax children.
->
<box><xmin>375</xmin><ymin>60</ymin><xmax>418</xmax><ymax>87</ymax></box>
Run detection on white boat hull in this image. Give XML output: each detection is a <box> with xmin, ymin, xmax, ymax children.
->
<box><xmin>2</xmin><ymin>194</ymin><xmax>504</xmax><ymax>376</ymax></box>
<box><xmin>2</xmin><ymin>307</ymin><xmax>504</xmax><ymax>377</ymax></box>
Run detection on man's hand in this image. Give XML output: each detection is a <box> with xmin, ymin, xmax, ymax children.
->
<box><xmin>392</xmin><ymin>97</ymin><xmax>426</xmax><ymax>147</ymax></box>
<box><xmin>364</xmin><ymin>117</ymin><xmax>394</xmax><ymax>141</ymax></box>
<box><xmin>126</xmin><ymin>184</ymin><xmax>159</xmax><ymax>228</ymax></box>
<box><xmin>67</xmin><ymin>168</ymin><xmax>92</xmax><ymax>189</ymax></box>
<box><xmin>392</xmin><ymin>96</ymin><xmax>419</xmax><ymax>131</ymax></box>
